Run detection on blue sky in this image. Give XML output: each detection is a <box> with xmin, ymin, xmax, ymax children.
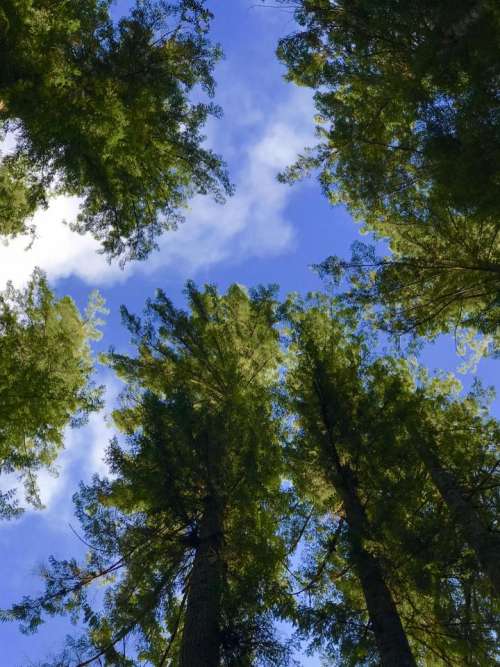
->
<box><xmin>0</xmin><ymin>1</ymin><xmax>498</xmax><ymax>665</ymax></box>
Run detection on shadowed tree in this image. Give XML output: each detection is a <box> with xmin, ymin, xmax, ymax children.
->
<box><xmin>5</xmin><ymin>283</ymin><xmax>294</xmax><ymax>666</ymax></box>
<box><xmin>284</xmin><ymin>294</ymin><xmax>499</xmax><ymax>665</ymax></box>
<box><xmin>0</xmin><ymin>269</ymin><xmax>103</xmax><ymax>518</ymax></box>
<box><xmin>0</xmin><ymin>0</ymin><xmax>232</xmax><ymax>261</ymax></box>
<box><xmin>285</xmin><ymin>296</ymin><xmax>416</xmax><ymax>667</ymax></box>
<box><xmin>274</xmin><ymin>0</ymin><xmax>500</xmax><ymax>349</ymax></box>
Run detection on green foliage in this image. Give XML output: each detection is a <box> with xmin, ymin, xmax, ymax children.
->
<box><xmin>7</xmin><ymin>283</ymin><xmax>294</xmax><ymax>665</ymax></box>
<box><xmin>316</xmin><ymin>235</ymin><xmax>500</xmax><ymax>354</ymax></box>
<box><xmin>276</xmin><ymin>0</ymin><xmax>500</xmax><ymax>349</ymax></box>
<box><xmin>5</xmin><ymin>285</ymin><xmax>499</xmax><ymax>664</ymax></box>
<box><xmin>283</xmin><ymin>294</ymin><xmax>499</xmax><ymax>665</ymax></box>
<box><xmin>0</xmin><ymin>0</ymin><xmax>232</xmax><ymax>261</ymax></box>
<box><xmin>0</xmin><ymin>270</ymin><xmax>103</xmax><ymax>517</ymax></box>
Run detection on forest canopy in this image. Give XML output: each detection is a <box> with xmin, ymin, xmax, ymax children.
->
<box><xmin>5</xmin><ymin>285</ymin><xmax>499</xmax><ymax>666</ymax></box>
<box><xmin>0</xmin><ymin>270</ymin><xmax>103</xmax><ymax>518</ymax></box>
<box><xmin>1</xmin><ymin>1</ymin><xmax>499</xmax><ymax>665</ymax></box>
<box><xmin>0</xmin><ymin>0</ymin><xmax>231</xmax><ymax>261</ymax></box>
<box><xmin>275</xmin><ymin>0</ymin><xmax>500</xmax><ymax>351</ymax></box>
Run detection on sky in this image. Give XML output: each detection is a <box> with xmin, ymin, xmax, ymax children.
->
<box><xmin>0</xmin><ymin>1</ymin><xmax>498</xmax><ymax>665</ymax></box>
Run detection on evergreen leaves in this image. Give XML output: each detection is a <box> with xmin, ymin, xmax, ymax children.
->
<box><xmin>0</xmin><ymin>270</ymin><xmax>103</xmax><ymax>514</ymax></box>
<box><xmin>0</xmin><ymin>0</ymin><xmax>232</xmax><ymax>260</ymax></box>
<box><xmin>276</xmin><ymin>0</ymin><xmax>500</xmax><ymax>353</ymax></box>
<box><xmin>0</xmin><ymin>2</ymin><xmax>499</xmax><ymax>665</ymax></box>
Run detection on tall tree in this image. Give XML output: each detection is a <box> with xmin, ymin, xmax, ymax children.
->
<box><xmin>401</xmin><ymin>375</ymin><xmax>500</xmax><ymax>598</ymax></box>
<box><xmin>7</xmin><ymin>283</ymin><xmax>292</xmax><ymax>666</ymax></box>
<box><xmin>284</xmin><ymin>295</ymin><xmax>499</xmax><ymax>665</ymax></box>
<box><xmin>0</xmin><ymin>270</ymin><xmax>103</xmax><ymax>518</ymax></box>
<box><xmin>285</xmin><ymin>296</ymin><xmax>416</xmax><ymax>666</ymax></box>
<box><xmin>0</xmin><ymin>0</ymin><xmax>231</xmax><ymax>261</ymax></box>
<box><xmin>275</xmin><ymin>0</ymin><xmax>500</xmax><ymax>347</ymax></box>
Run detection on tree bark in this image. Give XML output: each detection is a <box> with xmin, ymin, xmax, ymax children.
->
<box><xmin>333</xmin><ymin>459</ymin><xmax>416</xmax><ymax>667</ymax></box>
<box><xmin>316</xmin><ymin>382</ymin><xmax>416</xmax><ymax>666</ymax></box>
<box><xmin>417</xmin><ymin>439</ymin><xmax>500</xmax><ymax>597</ymax></box>
<box><xmin>180</xmin><ymin>494</ymin><xmax>224</xmax><ymax>667</ymax></box>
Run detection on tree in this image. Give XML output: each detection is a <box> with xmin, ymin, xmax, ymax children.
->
<box><xmin>0</xmin><ymin>0</ymin><xmax>232</xmax><ymax>261</ymax></box>
<box><xmin>0</xmin><ymin>270</ymin><xmax>103</xmax><ymax>518</ymax></box>
<box><xmin>275</xmin><ymin>0</ymin><xmax>500</xmax><ymax>347</ymax></box>
<box><xmin>285</xmin><ymin>296</ymin><xmax>416</xmax><ymax>666</ymax></box>
<box><xmin>401</xmin><ymin>374</ymin><xmax>500</xmax><ymax>599</ymax></box>
<box><xmin>284</xmin><ymin>294</ymin><xmax>499</xmax><ymax>665</ymax></box>
<box><xmin>7</xmin><ymin>283</ymin><xmax>293</xmax><ymax>666</ymax></box>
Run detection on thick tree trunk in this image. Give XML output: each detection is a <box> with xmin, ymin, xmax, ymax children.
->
<box><xmin>180</xmin><ymin>494</ymin><xmax>224</xmax><ymax>667</ymax></box>
<box><xmin>417</xmin><ymin>440</ymin><xmax>500</xmax><ymax>597</ymax></box>
<box><xmin>335</xmin><ymin>462</ymin><xmax>416</xmax><ymax>667</ymax></box>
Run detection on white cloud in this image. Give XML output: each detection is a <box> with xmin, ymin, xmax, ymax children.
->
<box><xmin>140</xmin><ymin>88</ymin><xmax>315</xmax><ymax>274</ymax></box>
<box><xmin>35</xmin><ymin>372</ymin><xmax>121</xmax><ymax>516</ymax></box>
<box><xmin>0</xmin><ymin>87</ymin><xmax>315</xmax><ymax>289</ymax></box>
<box><xmin>0</xmin><ymin>196</ymin><xmax>124</xmax><ymax>289</ymax></box>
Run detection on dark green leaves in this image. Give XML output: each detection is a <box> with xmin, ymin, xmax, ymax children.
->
<box><xmin>277</xmin><ymin>0</ymin><xmax>500</xmax><ymax>350</ymax></box>
<box><xmin>0</xmin><ymin>0</ymin><xmax>232</xmax><ymax>261</ymax></box>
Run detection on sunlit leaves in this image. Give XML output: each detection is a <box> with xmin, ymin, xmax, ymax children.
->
<box><xmin>0</xmin><ymin>0</ymin><xmax>232</xmax><ymax>260</ymax></box>
<box><xmin>0</xmin><ymin>270</ymin><xmax>103</xmax><ymax>514</ymax></box>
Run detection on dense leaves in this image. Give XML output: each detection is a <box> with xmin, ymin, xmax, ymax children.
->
<box><xmin>4</xmin><ymin>285</ymin><xmax>500</xmax><ymax>665</ymax></box>
<box><xmin>0</xmin><ymin>0</ymin><xmax>232</xmax><ymax>260</ymax></box>
<box><xmin>276</xmin><ymin>0</ymin><xmax>500</xmax><ymax>347</ymax></box>
<box><xmin>0</xmin><ymin>270</ymin><xmax>103</xmax><ymax>517</ymax></box>
<box><xmin>7</xmin><ymin>283</ymin><xmax>293</xmax><ymax>666</ymax></box>
<box><xmin>283</xmin><ymin>294</ymin><xmax>499</xmax><ymax>665</ymax></box>
<box><xmin>2</xmin><ymin>2</ymin><xmax>500</xmax><ymax>661</ymax></box>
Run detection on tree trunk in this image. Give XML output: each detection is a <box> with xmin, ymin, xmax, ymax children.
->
<box><xmin>315</xmin><ymin>379</ymin><xmax>416</xmax><ymax>666</ymax></box>
<box><xmin>180</xmin><ymin>494</ymin><xmax>224</xmax><ymax>667</ymax></box>
<box><xmin>417</xmin><ymin>440</ymin><xmax>500</xmax><ymax>597</ymax></box>
<box><xmin>335</xmin><ymin>461</ymin><xmax>416</xmax><ymax>667</ymax></box>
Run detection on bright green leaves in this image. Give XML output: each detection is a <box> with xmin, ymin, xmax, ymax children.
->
<box><xmin>0</xmin><ymin>152</ymin><xmax>47</xmax><ymax>237</ymax></box>
<box><xmin>316</xmin><ymin>229</ymin><xmax>500</xmax><ymax>352</ymax></box>
<box><xmin>10</xmin><ymin>283</ymin><xmax>292</xmax><ymax>665</ymax></box>
<box><xmin>0</xmin><ymin>270</ymin><xmax>103</xmax><ymax>516</ymax></box>
<box><xmin>284</xmin><ymin>294</ymin><xmax>499</xmax><ymax>664</ymax></box>
<box><xmin>0</xmin><ymin>0</ymin><xmax>231</xmax><ymax>260</ymax></box>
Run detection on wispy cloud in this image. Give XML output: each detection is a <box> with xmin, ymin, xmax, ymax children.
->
<box><xmin>0</xmin><ymin>196</ymin><xmax>123</xmax><ymax>289</ymax></box>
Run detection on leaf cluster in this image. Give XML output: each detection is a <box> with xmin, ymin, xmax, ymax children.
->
<box><xmin>0</xmin><ymin>269</ymin><xmax>103</xmax><ymax>515</ymax></box>
<box><xmin>0</xmin><ymin>0</ymin><xmax>232</xmax><ymax>260</ymax></box>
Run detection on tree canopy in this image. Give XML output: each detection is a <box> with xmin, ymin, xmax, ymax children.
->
<box><xmin>275</xmin><ymin>0</ymin><xmax>500</xmax><ymax>348</ymax></box>
<box><xmin>0</xmin><ymin>0</ymin><xmax>232</xmax><ymax>260</ymax></box>
<box><xmin>7</xmin><ymin>285</ymin><xmax>499</xmax><ymax>666</ymax></box>
<box><xmin>315</xmin><ymin>235</ymin><xmax>500</xmax><ymax>358</ymax></box>
<box><xmin>1</xmin><ymin>2</ymin><xmax>500</xmax><ymax>663</ymax></box>
<box><xmin>7</xmin><ymin>283</ymin><xmax>293</xmax><ymax>666</ymax></box>
<box><xmin>283</xmin><ymin>293</ymin><xmax>499</xmax><ymax>665</ymax></box>
<box><xmin>0</xmin><ymin>270</ymin><xmax>103</xmax><ymax>518</ymax></box>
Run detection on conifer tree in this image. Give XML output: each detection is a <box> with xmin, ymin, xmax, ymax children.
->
<box><xmin>0</xmin><ymin>270</ymin><xmax>102</xmax><ymax>518</ymax></box>
<box><xmin>275</xmin><ymin>0</ymin><xmax>500</xmax><ymax>347</ymax></box>
<box><xmin>7</xmin><ymin>283</ymin><xmax>292</xmax><ymax>666</ymax></box>
<box><xmin>0</xmin><ymin>0</ymin><xmax>231</xmax><ymax>260</ymax></box>
<box><xmin>395</xmin><ymin>368</ymin><xmax>500</xmax><ymax>598</ymax></box>
<box><xmin>284</xmin><ymin>294</ymin><xmax>499</xmax><ymax>665</ymax></box>
<box><xmin>285</xmin><ymin>296</ymin><xmax>416</xmax><ymax>666</ymax></box>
